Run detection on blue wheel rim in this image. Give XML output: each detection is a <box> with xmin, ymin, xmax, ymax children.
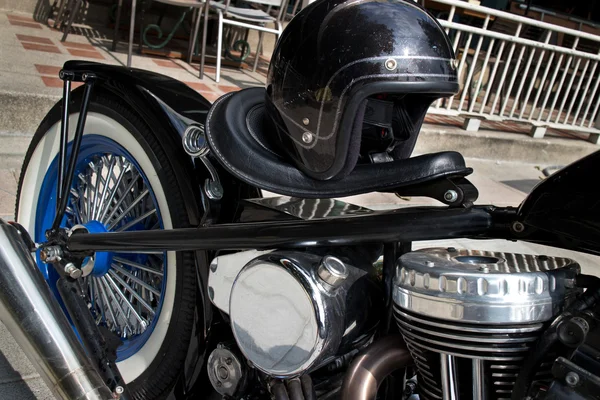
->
<box><xmin>35</xmin><ymin>134</ymin><xmax>167</xmax><ymax>361</ymax></box>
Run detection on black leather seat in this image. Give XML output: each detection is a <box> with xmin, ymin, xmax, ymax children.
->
<box><xmin>205</xmin><ymin>88</ymin><xmax>472</xmax><ymax>199</ymax></box>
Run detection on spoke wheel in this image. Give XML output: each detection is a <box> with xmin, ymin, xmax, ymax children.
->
<box><xmin>69</xmin><ymin>154</ymin><xmax>165</xmax><ymax>355</ymax></box>
<box><xmin>16</xmin><ymin>93</ymin><xmax>197</xmax><ymax>399</ymax></box>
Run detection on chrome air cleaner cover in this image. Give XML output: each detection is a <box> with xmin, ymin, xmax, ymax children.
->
<box><xmin>393</xmin><ymin>248</ymin><xmax>580</xmax><ymax>324</ymax></box>
<box><xmin>228</xmin><ymin>252</ymin><xmax>371</xmax><ymax>377</ymax></box>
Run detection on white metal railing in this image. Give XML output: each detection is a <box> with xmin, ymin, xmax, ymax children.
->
<box><xmin>428</xmin><ymin>0</ymin><xmax>600</xmax><ymax>141</ymax></box>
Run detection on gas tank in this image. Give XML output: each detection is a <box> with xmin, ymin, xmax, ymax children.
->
<box><xmin>518</xmin><ymin>150</ymin><xmax>600</xmax><ymax>255</ymax></box>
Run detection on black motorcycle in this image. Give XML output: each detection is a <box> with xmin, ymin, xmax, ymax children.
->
<box><xmin>1</xmin><ymin>0</ymin><xmax>599</xmax><ymax>399</ymax></box>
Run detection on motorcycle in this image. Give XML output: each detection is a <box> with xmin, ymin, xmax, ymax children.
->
<box><xmin>1</xmin><ymin>22</ymin><xmax>600</xmax><ymax>400</ymax></box>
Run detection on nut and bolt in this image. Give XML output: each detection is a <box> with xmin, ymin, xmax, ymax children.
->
<box><xmin>425</xmin><ymin>261</ymin><xmax>435</xmax><ymax>268</ymax></box>
<box><xmin>512</xmin><ymin>221</ymin><xmax>525</xmax><ymax>233</ymax></box>
<box><xmin>479</xmin><ymin>266</ymin><xmax>490</xmax><ymax>273</ymax></box>
<box><xmin>565</xmin><ymin>372</ymin><xmax>580</xmax><ymax>387</ymax></box>
<box><xmin>40</xmin><ymin>246</ymin><xmax>62</xmax><ymax>263</ymax></box>
<box><xmin>64</xmin><ymin>262</ymin><xmax>82</xmax><ymax>279</ymax></box>
<box><xmin>302</xmin><ymin>118</ymin><xmax>310</xmax><ymax>126</ymax></box>
<box><xmin>302</xmin><ymin>131</ymin><xmax>313</xmax><ymax>143</ymax></box>
<box><xmin>443</xmin><ymin>190</ymin><xmax>459</xmax><ymax>203</ymax></box>
<box><xmin>385</xmin><ymin>58</ymin><xmax>397</xmax><ymax>71</ymax></box>
<box><xmin>205</xmin><ymin>180</ymin><xmax>223</xmax><ymax>200</ymax></box>
<box><xmin>115</xmin><ymin>386</ymin><xmax>124</xmax><ymax>395</ymax></box>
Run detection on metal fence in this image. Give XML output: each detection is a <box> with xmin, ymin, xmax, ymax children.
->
<box><xmin>428</xmin><ymin>0</ymin><xmax>600</xmax><ymax>142</ymax></box>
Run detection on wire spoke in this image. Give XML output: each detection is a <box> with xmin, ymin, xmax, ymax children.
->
<box><xmin>104</xmin><ymin>275</ymin><xmax>148</xmax><ymax>329</ymax></box>
<box><xmin>94</xmin><ymin>156</ymin><xmax>116</xmax><ymax>220</ymax></box>
<box><xmin>108</xmin><ymin>270</ymin><xmax>156</xmax><ymax>316</ymax></box>
<box><xmin>113</xmin><ymin>256</ymin><xmax>163</xmax><ymax>276</ymax></box>
<box><xmin>98</xmin><ymin>158</ymin><xmax>129</xmax><ymax>222</ymax></box>
<box><xmin>92</xmin><ymin>278</ymin><xmax>106</xmax><ymax>323</ymax></box>
<box><xmin>107</xmin><ymin>189</ymin><xmax>150</xmax><ymax>230</ymax></box>
<box><xmin>91</xmin><ymin>161</ymin><xmax>102</xmax><ymax>221</ymax></box>
<box><xmin>115</xmin><ymin>208</ymin><xmax>156</xmax><ymax>232</ymax></box>
<box><xmin>97</xmin><ymin>277</ymin><xmax>119</xmax><ymax>332</ymax></box>
<box><xmin>100</xmin><ymin>276</ymin><xmax>135</xmax><ymax>336</ymax></box>
<box><xmin>111</xmin><ymin>263</ymin><xmax>161</xmax><ymax>296</ymax></box>
<box><xmin>102</xmin><ymin>171</ymin><xmax>140</xmax><ymax>224</ymax></box>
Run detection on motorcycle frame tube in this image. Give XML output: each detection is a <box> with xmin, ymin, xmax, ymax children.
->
<box><xmin>0</xmin><ymin>220</ymin><xmax>113</xmax><ymax>400</ymax></box>
<box><xmin>67</xmin><ymin>205</ymin><xmax>513</xmax><ymax>253</ymax></box>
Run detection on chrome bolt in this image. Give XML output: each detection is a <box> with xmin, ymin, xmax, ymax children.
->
<box><xmin>115</xmin><ymin>386</ymin><xmax>124</xmax><ymax>395</ymax></box>
<box><xmin>565</xmin><ymin>372</ymin><xmax>580</xmax><ymax>387</ymax></box>
<box><xmin>205</xmin><ymin>180</ymin><xmax>223</xmax><ymax>200</ymax></box>
<box><xmin>302</xmin><ymin>117</ymin><xmax>310</xmax><ymax>126</ymax></box>
<box><xmin>425</xmin><ymin>261</ymin><xmax>435</xmax><ymax>268</ymax></box>
<box><xmin>479</xmin><ymin>266</ymin><xmax>490</xmax><ymax>273</ymax></box>
<box><xmin>444</xmin><ymin>190</ymin><xmax>459</xmax><ymax>203</ymax></box>
<box><xmin>512</xmin><ymin>221</ymin><xmax>525</xmax><ymax>233</ymax></box>
<box><xmin>385</xmin><ymin>58</ymin><xmax>397</xmax><ymax>71</ymax></box>
<box><xmin>64</xmin><ymin>262</ymin><xmax>82</xmax><ymax>279</ymax></box>
<box><xmin>302</xmin><ymin>131</ymin><xmax>313</xmax><ymax>143</ymax></box>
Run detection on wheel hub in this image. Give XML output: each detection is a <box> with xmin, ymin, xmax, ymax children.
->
<box><xmin>83</xmin><ymin>220</ymin><xmax>112</xmax><ymax>277</ymax></box>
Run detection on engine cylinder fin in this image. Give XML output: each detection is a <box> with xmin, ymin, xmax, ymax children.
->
<box><xmin>394</xmin><ymin>306</ymin><xmax>546</xmax><ymax>400</ymax></box>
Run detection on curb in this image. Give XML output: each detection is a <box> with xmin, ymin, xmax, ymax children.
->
<box><xmin>0</xmin><ymin>90</ymin><xmax>58</xmax><ymax>134</ymax></box>
<box><xmin>416</xmin><ymin>125</ymin><xmax>598</xmax><ymax>165</ymax></box>
<box><xmin>1</xmin><ymin>90</ymin><xmax>598</xmax><ymax>167</ymax></box>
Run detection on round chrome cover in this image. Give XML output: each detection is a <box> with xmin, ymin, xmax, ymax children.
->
<box><xmin>393</xmin><ymin>248</ymin><xmax>580</xmax><ymax>324</ymax></box>
<box><xmin>229</xmin><ymin>258</ymin><xmax>321</xmax><ymax>377</ymax></box>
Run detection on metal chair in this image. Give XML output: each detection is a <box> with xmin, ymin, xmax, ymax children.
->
<box><xmin>199</xmin><ymin>0</ymin><xmax>284</xmax><ymax>82</ymax></box>
<box><xmin>116</xmin><ymin>0</ymin><xmax>206</xmax><ymax>68</ymax></box>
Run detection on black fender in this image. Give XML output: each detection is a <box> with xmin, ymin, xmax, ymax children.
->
<box><xmin>64</xmin><ymin>60</ymin><xmax>212</xmax><ymax>226</ymax></box>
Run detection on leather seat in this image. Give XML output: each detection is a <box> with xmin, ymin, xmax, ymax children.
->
<box><xmin>205</xmin><ymin>88</ymin><xmax>472</xmax><ymax>199</ymax></box>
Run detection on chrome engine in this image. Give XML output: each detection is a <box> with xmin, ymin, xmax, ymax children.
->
<box><xmin>393</xmin><ymin>248</ymin><xmax>581</xmax><ymax>400</ymax></box>
<box><xmin>208</xmin><ymin>250</ymin><xmax>379</xmax><ymax>379</ymax></box>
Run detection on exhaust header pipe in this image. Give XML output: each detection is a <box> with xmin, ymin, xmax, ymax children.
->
<box><xmin>340</xmin><ymin>335</ymin><xmax>413</xmax><ymax>400</ymax></box>
<box><xmin>0</xmin><ymin>220</ymin><xmax>113</xmax><ymax>399</ymax></box>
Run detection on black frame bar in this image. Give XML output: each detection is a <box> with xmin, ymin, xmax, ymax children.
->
<box><xmin>51</xmin><ymin>73</ymin><xmax>96</xmax><ymax>232</ymax></box>
<box><xmin>67</xmin><ymin>206</ymin><xmax>516</xmax><ymax>253</ymax></box>
<box><xmin>56</xmin><ymin>76</ymin><xmax>71</xmax><ymax>212</ymax></box>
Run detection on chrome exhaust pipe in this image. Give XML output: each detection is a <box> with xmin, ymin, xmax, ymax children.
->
<box><xmin>340</xmin><ymin>335</ymin><xmax>413</xmax><ymax>400</ymax></box>
<box><xmin>0</xmin><ymin>220</ymin><xmax>113</xmax><ymax>399</ymax></box>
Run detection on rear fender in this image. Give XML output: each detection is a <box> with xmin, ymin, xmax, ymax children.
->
<box><xmin>64</xmin><ymin>60</ymin><xmax>213</xmax><ymax>226</ymax></box>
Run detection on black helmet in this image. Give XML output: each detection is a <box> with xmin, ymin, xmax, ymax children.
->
<box><xmin>265</xmin><ymin>0</ymin><xmax>458</xmax><ymax>180</ymax></box>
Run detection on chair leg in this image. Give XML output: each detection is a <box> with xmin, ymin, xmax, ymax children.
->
<box><xmin>127</xmin><ymin>0</ymin><xmax>137</xmax><ymax>67</ymax></box>
<box><xmin>199</xmin><ymin>1</ymin><xmax>210</xmax><ymax>79</ymax></box>
<box><xmin>54</xmin><ymin>0</ymin><xmax>69</xmax><ymax>28</ymax></box>
<box><xmin>216</xmin><ymin>11</ymin><xmax>223</xmax><ymax>83</ymax></box>
<box><xmin>138</xmin><ymin>0</ymin><xmax>146</xmax><ymax>54</ymax></box>
<box><xmin>112</xmin><ymin>0</ymin><xmax>124</xmax><ymax>52</ymax></box>
<box><xmin>60</xmin><ymin>0</ymin><xmax>82</xmax><ymax>42</ymax></box>
<box><xmin>253</xmin><ymin>30</ymin><xmax>264</xmax><ymax>73</ymax></box>
<box><xmin>188</xmin><ymin>7</ymin><xmax>202</xmax><ymax>64</ymax></box>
